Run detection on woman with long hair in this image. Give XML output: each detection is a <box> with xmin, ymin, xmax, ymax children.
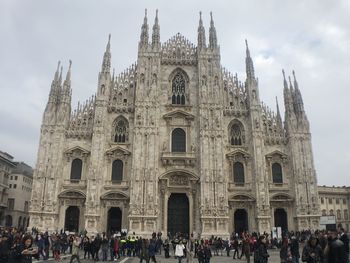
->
<box><xmin>19</xmin><ymin>235</ymin><xmax>37</xmax><ymax>263</ymax></box>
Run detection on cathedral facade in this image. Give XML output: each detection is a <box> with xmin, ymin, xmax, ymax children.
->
<box><xmin>29</xmin><ymin>11</ymin><xmax>320</xmax><ymax>237</ymax></box>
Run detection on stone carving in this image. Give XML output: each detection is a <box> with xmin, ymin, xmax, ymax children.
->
<box><xmin>169</xmin><ymin>175</ymin><xmax>189</xmax><ymax>186</ymax></box>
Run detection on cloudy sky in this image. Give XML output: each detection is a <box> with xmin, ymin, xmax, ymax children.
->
<box><xmin>0</xmin><ymin>0</ymin><xmax>349</xmax><ymax>186</ymax></box>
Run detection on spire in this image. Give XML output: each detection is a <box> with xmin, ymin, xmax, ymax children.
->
<box><xmin>101</xmin><ymin>34</ymin><xmax>111</xmax><ymax>73</ymax></box>
<box><xmin>65</xmin><ymin>60</ymin><xmax>72</xmax><ymax>82</ymax></box>
<box><xmin>197</xmin><ymin>11</ymin><xmax>206</xmax><ymax>50</ymax></box>
<box><xmin>139</xmin><ymin>9</ymin><xmax>149</xmax><ymax>49</ymax></box>
<box><xmin>53</xmin><ymin>61</ymin><xmax>60</xmax><ymax>82</ymax></box>
<box><xmin>245</xmin><ymin>39</ymin><xmax>255</xmax><ymax>79</ymax></box>
<box><xmin>282</xmin><ymin>69</ymin><xmax>288</xmax><ymax>90</ymax></box>
<box><xmin>276</xmin><ymin>96</ymin><xmax>282</xmax><ymax>128</ymax></box>
<box><xmin>293</xmin><ymin>70</ymin><xmax>304</xmax><ymax>112</ymax></box>
<box><xmin>209</xmin><ymin>12</ymin><xmax>217</xmax><ymax>49</ymax></box>
<box><xmin>152</xmin><ymin>9</ymin><xmax>160</xmax><ymax>49</ymax></box>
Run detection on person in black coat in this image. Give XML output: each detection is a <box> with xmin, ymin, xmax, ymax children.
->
<box><xmin>338</xmin><ymin>227</ymin><xmax>349</xmax><ymax>263</ymax></box>
<box><xmin>254</xmin><ymin>235</ymin><xmax>269</xmax><ymax>263</ymax></box>
<box><xmin>301</xmin><ymin>235</ymin><xmax>323</xmax><ymax>263</ymax></box>
<box><xmin>327</xmin><ymin>231</ymin><xmax>346</xmax><ymax>263</ymax></box>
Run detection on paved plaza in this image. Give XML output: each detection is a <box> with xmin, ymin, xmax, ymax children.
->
<box><xmin>34</xmin><ymin>249</ymin><xmax>281</xmax><ymax>263</ymax></box>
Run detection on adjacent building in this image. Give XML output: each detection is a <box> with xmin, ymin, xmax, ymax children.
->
<box><xmin>29</xmin><ymin>11</ymin><xmax>321</xmax><ymax>237</ymax></box>
<box><xmin>6</xmin><ymin>162</ymin><xmax>33</xmax><ymax>229</ymax></box>
<box><xmin>0</xmin><ymin>151</ymin><xmax>15</xmax><ymax>226</ymax></box>
<box><xmin>318</xmin><ymin>186</ymin><xmax>350</xmax><ymax>231</ymax></box>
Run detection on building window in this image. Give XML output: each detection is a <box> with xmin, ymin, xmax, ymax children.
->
<box><xmin>344</xmin><ymin>210</ymin><xmax>348</xmax><ymax>220</ymax></box>
<box><xmin>330</xmin><ymin>209</ymin><xmax>334</xmax><ymax>216</ymax></box>
<box><xmin>321</xmin><ymin>197</ymin><xmax>324</xmax><ymax>204</ymax></box>
<box><xmin>233</xmin><ymin>162</ymin><xmax>245</xmax><ymax>184</ymax></box>
<box><xmin>15</xmin><ymin>176</ymin><xmax>17</xmax><ymax>180</ymax></box>
<box><xmin>171</xmin><ymin>73</ymin><xmax>186</xmax><ymax>105</ymax></box>
<box><xmin>114</xmin><ymin>117</ymin><xmax>129</xmax><ymax>143</ymax></box>
<box><xmin>337</xmin><ymin>210</ymin><xmax>341</xmax><ymax>220</ymax></box>
<box><xmin>343</xmin><ymin>199</ymin><xmax>346</xmax><ymax>205</ymax></box>
<box><xmin>329</xmin><ymin>198</ymin><xmax>333</xmax><ymax>204</ymax></box>
<box><xmin>13</xmin><ymin>184</ymin><xmax>17</xmax><ymax>189</ymax></box>
<box><xmin>70</xmin><ymin>158</ymin><xmax>82</xmax><ymax>180</ymax></box>
<box><xmin>322</xmin><ymin>209</ymin><xmax>326</xmax><ymax>216</ymax></box>
<box><xmin>8</xmin><ymin>198</ymin><xmax>14</xmax><ymax>210</ymax></box>
<box><xmin>9</xmin><ymin>184</ymin><xmax>12</xmax><ymax>188</ymax></box>
<box><xmin>111</xmin><ymin>160</ymin><xmax>123</xmax><ymax>181</ymax></box>
<box><xmin>230</xmin><ymin>123</ymin><xmax>243</xmax><ymax>145</ymax></box>
<box><xmin>336</xmin><ymin>198</ymin><xmax>339</xmax><ymax>204</ymax></box>
<box><xmin>24</xmin><ymin>201</ymin><xmax>29</xmax><ymax>213</ymax></box>
<box><xmin>171</xmin><ymin>128</ymin><xmax>186</xmax><ymax>152</ymax></box>
<box><xmin>272</xmin><ymin>163</ymin><xmax>283</xmax><ymax>184</ymax></box>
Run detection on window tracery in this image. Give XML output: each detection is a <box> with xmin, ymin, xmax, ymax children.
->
<box><xmin>230</xmin><ymin>122</ymin><xmax>244</xmax><ymax>145</ymax></box>
<box><xmin>114</xmin><ymin>117</ymin><xmax>129</xmax><ymax>143</ymax></box>
<box><xmin>233</xmin><ymin>162</ymin><xmax>245</xmax><ymax>184</ymax></box>
<box><xmin>172</xmin><ymin>73</ymin><xmax>186</xmax><ymax>105</ymax></box>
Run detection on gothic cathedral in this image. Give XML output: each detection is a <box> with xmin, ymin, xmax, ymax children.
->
<box><xmin>29</xmin><ymin>11</ymin><xmax>320</xmax><ymax>237</ymax></box>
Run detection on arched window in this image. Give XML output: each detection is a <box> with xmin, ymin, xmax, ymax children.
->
<box><xmin>70</xmin><ymin>158</ymin><xmax>82</xmax><ymax>180</ymax></box>
<box><xmin>114</xmin><ymin>117</ymin><xmax>129</xmax><ymax>143</ymax></box>
<box><xmin>233</xmin><ymin>162</ymin><xmax>245</xmax><ymax>184</ymax></box>
<box><xmin>171</xmin><ymin>128</ymin><xmax>186</xmax><ymax>152</ymax></box>
<box><xmin>230</xmin><ymin>123</ymin><xmax>244</xmax><ymax>145</ymax></box>
<box><xmin>344</xmin><ymin>210</ymin><xmax>348</xmax><ymax>220</ymax></box>
<box><xmin>272</xmin><ymin>163</ymin><xmax>283</xmax><ymax>184</ymax></box>
<box><xmin>172</xmin><ymin>73</ymin><xmax>186</xmax><ymax>105</ymax></box>
<box><xmin>322</xmin><ymin>209</ymin><xmax>326</xmax><ymax>216</ymax></box>
<box><xmin>111</xmin><ymin>160</ymin><xmax>123</xmax><ymax>181</ymax></box>
<box><xmin>337</xmin><ymin>210</ymin><xmax>341</xmax><ymax>220</ymax></box>
<box><xmin>330</xmin><ymin>209</ymin><xmax>334</xmax><ymax>216</ymax></box>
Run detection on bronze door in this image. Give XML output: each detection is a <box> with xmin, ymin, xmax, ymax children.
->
<box><xmin>167</xmin><ymin>193</ymin><xmax>189</xmax><ymax>237</ymax></box>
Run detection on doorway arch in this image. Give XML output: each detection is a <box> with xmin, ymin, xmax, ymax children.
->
<box><xmin>274</xmin><ymin>208</ymin><xmax>288</xmax><ymax>232</ymax></box>
<box><xmin>107</xmin><ymin>207</ymin><xmax>122</xmax><ymax>234</ymax></box>
<box><xmin>167</xmin><ymin>193</ymin><xmax>189</xmax><ymax>237</ymax></box>
<box><xmin>64</xmin><ymin>206</ymin><xmax>80</xmax><ymax>232</ymax></box>
<box><xmin>234</xmin><ymin>209</ymin><xmax>248</xmax><ymax>234</ymax></box>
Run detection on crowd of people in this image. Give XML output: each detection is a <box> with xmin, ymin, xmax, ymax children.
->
<box><xmin>0</xmin><ymin>226</ymin><xmax>348</xmax><ymax>263</ymax></box>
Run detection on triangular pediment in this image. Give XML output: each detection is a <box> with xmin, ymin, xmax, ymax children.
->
<box><xmin>106</xmin><ymin>146</ymin><xmax>131</xmax><ymax>156</ymax></box>
<box><xmin>226</xmin><ymin>148</ymin><xmax>250</xmax><ymax>158</ymax></box>
<box><xmin>265</xmin><ymin>150</ymin><xmax>288</xmax><ymax>159</ymax></box>
<box><xmin>64</xmin><ymin>146</ymin><xmax>90</xmax><ymax>155</ymax></box>
<box><xmin>163</xmin><ymin>110</ymin><xmax>195</xmax><ymax>120</ymax></box>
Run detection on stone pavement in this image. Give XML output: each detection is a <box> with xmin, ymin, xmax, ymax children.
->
<box><xmin>34</xmin><ymin>249</ymin><xmax>281</xmax><ymax>263</ymax></box>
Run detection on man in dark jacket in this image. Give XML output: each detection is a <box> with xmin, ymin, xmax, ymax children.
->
<box><xmin>290</xmin><ymin>236</ymin><xmax>300</xmax><ymax>263</ymax></box>
<box><xmin>254</xmin><ymin>235</ymin><xmax>269</xmax><ymax>263</ymax></box>
<box><xmin>327</xmin><ymin>231</ymin><xmax>346</xmax><ymax>263</ymax></box>
<box><xmin>338</xmin><ymin>227</ymin><xmax>349</xmax><ymax>263</ymax></box>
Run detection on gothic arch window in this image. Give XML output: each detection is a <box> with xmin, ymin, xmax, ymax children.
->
<box><xmin>114</xmin><ymin>116</ymin><xmax>129</xmax><ymax>143</ymax></box>
<box><xmin>171</xmin><ymin>73</ymin><xmax>186</xmax><ymax>105</ymax></box>
<box><xmin>171</xmin><ymin>128</ymin><xmax>186</xmax><ymax>152</ymax></box>
<box><xmin>272</xmin><ymin>163</ymin><xmax>283</xmax><ymax>184</ymax></box>
<box><xmin>233</xmin><ymin>162</ymin><xmax>245</xmax><ymax>184</ymax></box>
<box><xmin>111</xmin><ymin>159</ymin><xmax>123</xmax><ymax>181</ymax></box>
<box><xmin>229</xmin><ymin>121</ymin><xmax>245</xmax><ymax>145</ymax></box>
<box><xmin>70</xmin><ymin>158</ymin><xmax>82</xmax><ymax>180</ymax></box>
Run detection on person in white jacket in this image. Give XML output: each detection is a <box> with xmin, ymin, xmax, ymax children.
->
<box><xmin>175</xmin><ymin>240</ymin><xmax>185</xmax><ymax>263</ymax></box>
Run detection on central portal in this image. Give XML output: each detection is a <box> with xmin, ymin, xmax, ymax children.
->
<box><xmin>107</xmin><ymin>207</ymin><xmax>122</xmax><ymax>234</ymax></box>
<box><xmin>167</xmin><ymin>193</ymin><xmax>189</xmax><ymax>237</ymax></box>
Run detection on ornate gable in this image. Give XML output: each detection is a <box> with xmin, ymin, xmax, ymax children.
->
<box><xmin>161</xmin><ymin>33</ymin><xmax>197</xmax><ymax>65</ymax></box>
<box><xmin>64</xmin><ymin>146</ymin><xmax>90</xmax><ymax>160</ymax></box>
<box><xmin>226</xmin><ymin>148</ymin><xmax>250</xmax><ymax>160</ymax></box>
<box><xmin>163</xmin><ymin>110</ymin><xmax>195</xmax><ymax>127</ymax></box>
<box><xmin>265</xmin><ymin>150</ymin><xmax>288</xmax><ymax>161</ymax></box>
<box><xmin>106</xmin><ymin>146</ymin><xmax>131</xmax><ymax>160</ymax></box>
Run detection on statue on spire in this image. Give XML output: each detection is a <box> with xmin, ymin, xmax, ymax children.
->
<box><xmin>197</xmin><ymin>11</ymin><xmax>206</xmax><ymax>50</ymax></box>
<box><xmin>209</xmin><ymin>12</ymin><xmax>217</xmax><ymax>49</ymax></box>
<box><xmin>152</xmin><ymin>9</ymin><xmax>160</xmax><ymax>49</ymax></box>
<box><xmin>245</xmin><ymin>39</ymin><xmax>255</xmax><ymax>79</ymax></box>
<box><xmin>139</xmin><ymin>9</ymin><xmax>149</xmax><ymax>49</ymax></box>
<box><xmin>101</xmin><ymin>34</ymin><xmax>111</xmax><ymax>73</ymax></box>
